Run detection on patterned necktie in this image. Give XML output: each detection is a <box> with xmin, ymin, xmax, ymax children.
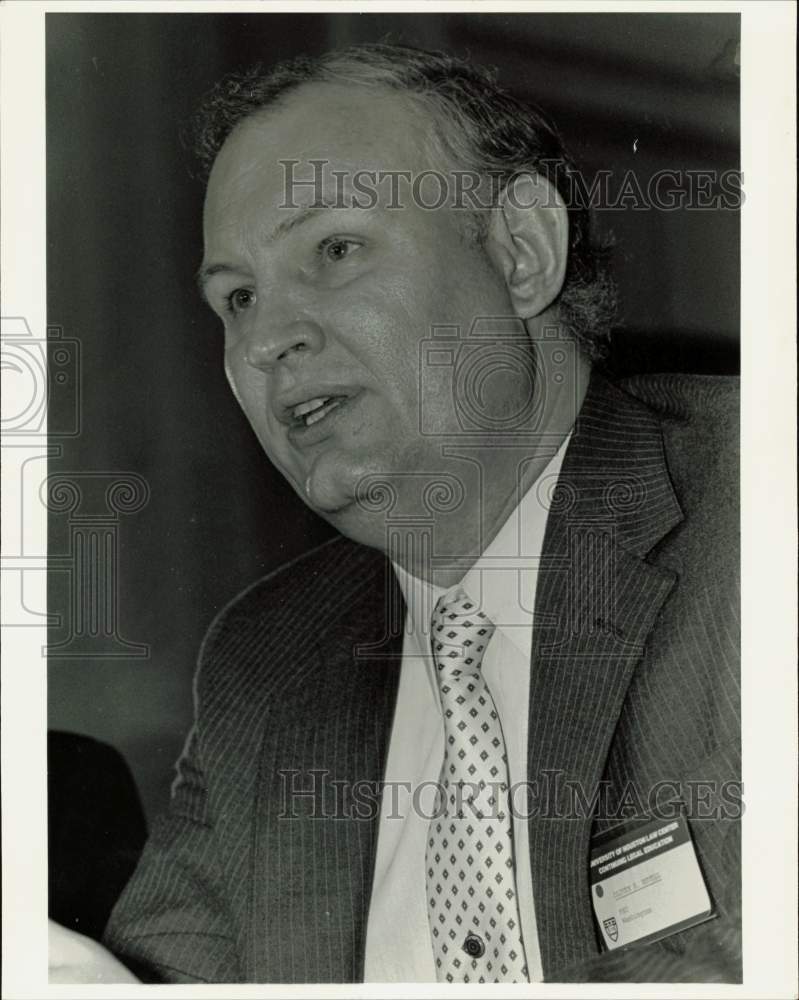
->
<box><xmin>425</xmin><ymin>590</ymin><xmax>529</xmax><ymax>983</ymax></box>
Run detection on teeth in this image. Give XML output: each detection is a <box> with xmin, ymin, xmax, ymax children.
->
<box><xmin>289</xmin><ymin>394</ymin><xmax>346</xmax><ymax>427</ymax></box>
<box><xmin>304</xmin><ymin>397</ymin><xmax>343</xmax><ymax>426</ymax></box>
<box><xmin>293</xmin><ymin>396</ymin><xmax>330</xmax><ymax>419</ymax></box>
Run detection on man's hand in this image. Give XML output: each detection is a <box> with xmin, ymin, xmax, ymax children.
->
<box><xmin>49</xmin><ymin>920</ymin><xmax>140</xmax><ymax>983</ymax></box>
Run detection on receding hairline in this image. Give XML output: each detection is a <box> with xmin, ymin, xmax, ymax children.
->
<box><xmin>209</xmin><ymin>76</ymin><xmax>462</xmax><ymax>182</ymax></box>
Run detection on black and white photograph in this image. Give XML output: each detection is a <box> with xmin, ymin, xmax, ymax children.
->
<box><xmin>1</xmin><ymin>3</ymin><xmax>796</xmax><ymax>995</ymax></box>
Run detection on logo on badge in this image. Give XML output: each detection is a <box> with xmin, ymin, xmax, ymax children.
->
<box><xmin>602</xmin><ymin>916</ymin><xmax>619</xmax><ymax>943</ymax></box>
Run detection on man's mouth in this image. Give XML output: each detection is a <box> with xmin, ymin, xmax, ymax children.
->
<box><xmin>291</xmin><ymin>395</ymin><xmax>347</xmax><ymax>427</ymax></box>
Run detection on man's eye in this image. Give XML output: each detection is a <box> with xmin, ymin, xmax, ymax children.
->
<box><xmin>225</xmin><ymin>288</ymin><xmax>256</xmax><ymax>315</ymax></box>
<box><xmin>318</xmin><ymin>237</ymin><xmax>361</xmax><ymax>263</ymax></box>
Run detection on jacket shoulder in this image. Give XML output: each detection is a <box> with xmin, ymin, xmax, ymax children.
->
<box><xmin>619</xmin><ymin>372</ymin><xmax>739</xmax><ymax>426</ymax></box>
<box><xmin>620</xmin><ymin>372</ymin><xmax>739</xmax><ymax>491</ymax></box>
<box><xmin>194</xmin><ymin>535</ymin><xmax>386</xmax><ymax>703</ymax></box>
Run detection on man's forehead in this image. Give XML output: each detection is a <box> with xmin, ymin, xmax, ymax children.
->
<box><xmin>208</xmin><ymin>82</ymin><xmax>430</xmax><ymax>194</ymax></box>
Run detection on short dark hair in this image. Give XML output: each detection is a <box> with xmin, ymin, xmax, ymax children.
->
<box><xmin>192</xmin><ymin>43</ymin><xmax>616</xmax><ymax>360</ymax></box>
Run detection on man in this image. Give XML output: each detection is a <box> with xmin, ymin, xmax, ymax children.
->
<box><xmin>49</xmin><ymin>44</ymin><xmax>740</xmax><ymax>983</ymax></box>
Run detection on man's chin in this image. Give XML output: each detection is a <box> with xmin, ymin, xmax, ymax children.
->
<box><xmin>297</xmin><ymin>445</ymin><xmax>416</xmax><ymax>551</ymax></box>
<box><xmin>302</xmin><ymin>468</ymin><xmax>355</xmax><ymax>515</ymax></box>
<box><xmin>300</xmin><ymin>448</ymin><xmax>383</xmax><ymax>517</ymax></box>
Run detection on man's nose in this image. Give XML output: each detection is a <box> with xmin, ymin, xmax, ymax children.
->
<box><xmin>244</xmin><ymin>316</ymin><xmax>325</xmax><ymax>371</ymax></box>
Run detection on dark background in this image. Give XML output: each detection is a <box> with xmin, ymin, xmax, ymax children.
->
<box><xmin>47</xmin><ymin>12</ymin><xmax>740</xmax><ymax>822</ymax></box>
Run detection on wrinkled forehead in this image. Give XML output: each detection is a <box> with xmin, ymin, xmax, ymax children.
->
<box><xmin>203</xmin><ymin>82</ymin><xmax>435</xmax><ymax>232</ymax></box>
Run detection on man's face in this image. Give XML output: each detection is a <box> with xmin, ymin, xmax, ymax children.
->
<box><xmin>202</xmin><ymin>83</ymin><xmax>522</xmax><ymax>544</ymax></box>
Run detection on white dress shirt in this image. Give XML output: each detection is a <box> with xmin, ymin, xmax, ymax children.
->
<box><xmin>364</xmin><ymin>436</ymin><xmax>570</xmax><ymax>982</ymax></box>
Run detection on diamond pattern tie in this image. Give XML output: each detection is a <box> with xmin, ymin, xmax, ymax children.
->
<box><xmin>425</xmin><ymin>590</ymin><xmax>529</xmax><ymax>983</ymax></box>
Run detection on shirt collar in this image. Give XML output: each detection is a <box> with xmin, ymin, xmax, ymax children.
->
<box><xmin>392</xmin><ymin>433</ymin><xmax>571</xmax><ymax>692</ymax></box>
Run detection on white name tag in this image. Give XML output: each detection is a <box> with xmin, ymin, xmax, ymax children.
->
<box><xmin>589</xmin><ymin>816</ymin><xmax>713</xmax><ymax>951</ymax></box>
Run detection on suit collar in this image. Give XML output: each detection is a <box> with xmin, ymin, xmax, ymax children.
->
<box><xmin>556</xmin><ymin>369</ymin><xmax>684</xmax><ymax>557</ymax></box>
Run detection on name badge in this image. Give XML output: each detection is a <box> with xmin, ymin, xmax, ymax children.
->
<box><xmin>589</xmin><ymin>815</ymin><xmax>713</xmax><ymax>951</ymax></box>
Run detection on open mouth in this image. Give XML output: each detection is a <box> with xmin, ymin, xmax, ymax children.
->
<box><xmin>291</xmin><ymin>395</ymin><xmax>347</xmax><ymax>428</ymax></box>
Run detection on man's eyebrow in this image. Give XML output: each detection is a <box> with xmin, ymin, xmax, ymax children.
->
<box><xmin>196</xmin><ymin>202</ymin><xmax>339</xmax><ymax>300</ymax></box>
<box><xmin>196</xmin><ymin>262</ymin><xmax>232</xmax><ymax>298</ymax></box>
<box><xmin>267</xmin><ymin>201</ymin><xmax>339</xmax><ymax>243</ymax></box>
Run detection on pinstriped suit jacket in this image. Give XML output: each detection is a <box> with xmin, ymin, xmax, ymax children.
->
<box><xmin>104</xmin><ymin>371</ymin><xmax>741</xmax><ymax>983</ymax></box>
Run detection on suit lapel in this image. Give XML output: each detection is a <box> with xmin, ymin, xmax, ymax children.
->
<box><xmin>249</xmin><ymin>550</ymin><xmax>404</xmax><ymax>983</ymax></box>
<box><xmin>528</xmin><ymin>372</ymin><xmax>684</xmax><ymax>978</ymax></box>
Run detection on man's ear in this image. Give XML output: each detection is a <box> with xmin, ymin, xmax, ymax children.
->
<box><xmin>486</xmin><ymin>173</ymin><xmax>569</xmax><ymax>319</ymax></box>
